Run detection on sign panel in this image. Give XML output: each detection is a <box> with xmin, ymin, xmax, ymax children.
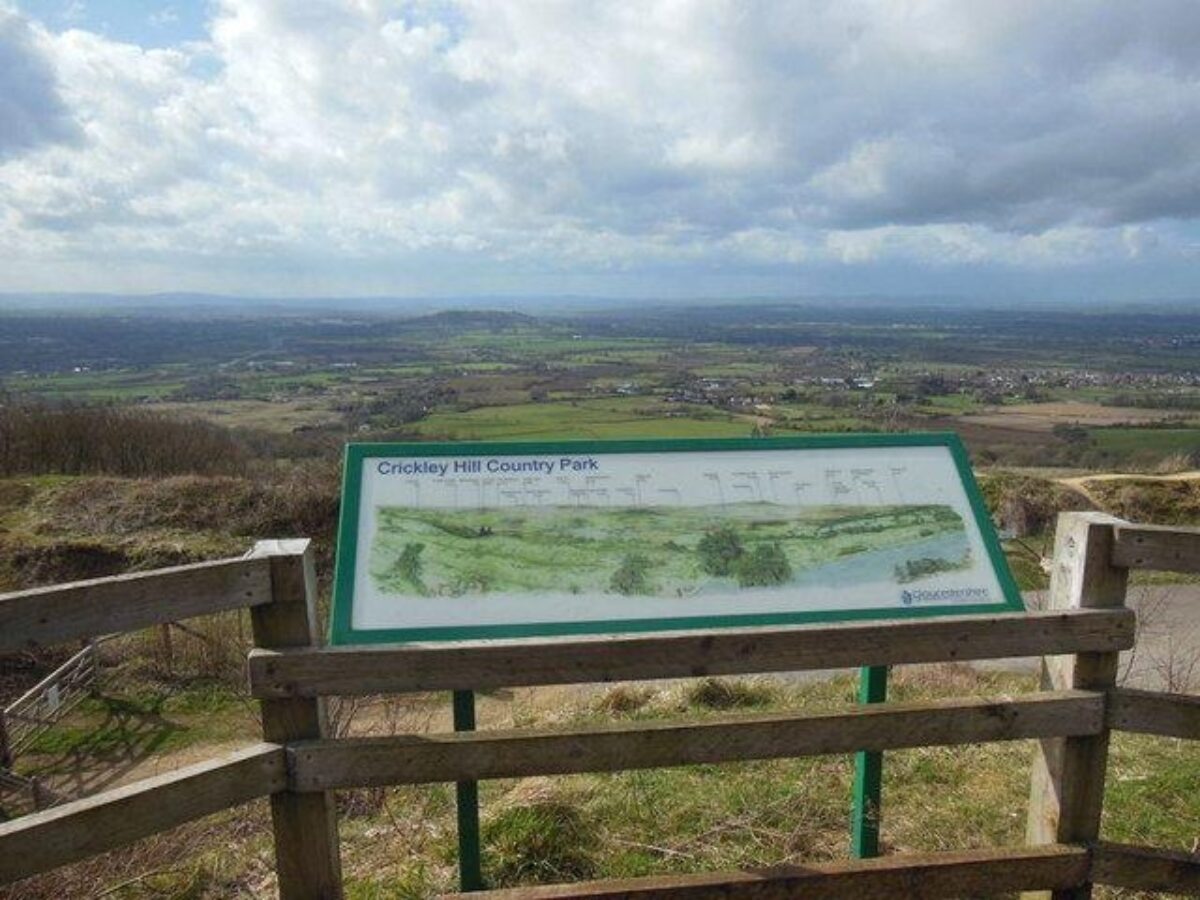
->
<box><xmin>330</xmin><ymin>435</ymin><xmax>1022</xmax><ymax>644</ymax></box>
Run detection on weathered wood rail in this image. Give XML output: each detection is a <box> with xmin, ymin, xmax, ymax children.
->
<box><xmin>0</xmin><ymin>514</ymin><xmax>1197</xmax><ymax>898</ymax></box>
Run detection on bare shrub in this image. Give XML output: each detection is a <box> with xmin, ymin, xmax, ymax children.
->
<box><xmin>594</xmin><ymin>685</ymin><xmax>655</xmax><ymax>715</ymax></box>
<box><xmin>1121</xmin><ymin>585</ymin><xmax>1200</xmax><ymax>693</ymax></box>
<box><xmin>683</xmin><ymin>677</ymin><xmax>778</xmax><ymax>710</ymax></box>
<box><xmin>1152</xmin><ymin>451</ymin><xmax>1198</xmax><ymax>475</ymax></box>
<box><xmin>326</xmin><ymin>694</ymin><xmax>442</xmax><ymax>819</ymax></box>
<box><xmin>0</xmin><ymin>399</ymin><xmax>248</xmax><ymax>477</ymax></box>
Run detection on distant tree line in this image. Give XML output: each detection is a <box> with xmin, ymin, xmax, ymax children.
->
<box><xmin>0</xmin><ymin>398</ymin><xmax>248</xmax><ymax>477</ymax></box>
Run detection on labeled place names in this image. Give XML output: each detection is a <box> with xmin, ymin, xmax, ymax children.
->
<box><xmin>370</xmin><ymin>454</ymin><xmax>922</xmax><ymax>510</ymax></box>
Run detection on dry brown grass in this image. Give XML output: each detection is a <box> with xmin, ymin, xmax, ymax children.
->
<box><xmin>962</xmin><ymin>401</ymin><xmax>1188</xmax><ymax>432</ymax></box>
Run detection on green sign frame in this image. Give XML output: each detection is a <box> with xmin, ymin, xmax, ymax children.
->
<box><xmin>330</xmin><ymin>433</ymin><xmax>1022</xmax><ymax>645</ymax></box>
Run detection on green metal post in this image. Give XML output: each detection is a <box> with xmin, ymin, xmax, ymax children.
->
<box><xmin>851</xmin><ymin>664</ymin><xmax>888</xmax><ymax>858</ymax></box>
<box><xmin>453</xmin><ymin>689</ymin><xmax>484</xmax><ymax>891</ymax></box>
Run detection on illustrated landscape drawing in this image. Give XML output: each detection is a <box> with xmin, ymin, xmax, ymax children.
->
<box><xmin>369</xmin><ymin>502</ymin><xmax>972</xmax><ymax>601</ymax></box>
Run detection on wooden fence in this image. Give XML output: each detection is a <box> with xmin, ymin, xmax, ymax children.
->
<box><xmin>0</xmin><ymin>514</ymin><xmax>1198</xmax><ymax>898</ymax></box>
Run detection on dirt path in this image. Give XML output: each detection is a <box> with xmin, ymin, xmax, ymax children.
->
<box><xmin>1055</xmin><ymin>470</ymin><xmax>1200</xmax><ymax>505</ymax></box>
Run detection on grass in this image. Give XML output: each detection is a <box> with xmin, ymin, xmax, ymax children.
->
<box><xmin>481</xmin><ymin>801</ymin><xmax>600</xmax><ymax>885</ymax></box>
<box><xmin>15</xmin><ymin>681</ymin><xmax>255</xmax><ymax>777</ymax></box>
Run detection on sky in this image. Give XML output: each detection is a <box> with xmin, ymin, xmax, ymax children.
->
<box><xmin>2</xmin><ymin>1</ymin><xmax>1200</xmax><ymax>302</ymax></box>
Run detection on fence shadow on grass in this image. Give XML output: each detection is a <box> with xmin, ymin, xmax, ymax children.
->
<box><xmin>20</xmin><ymin>691</ymin><xmax>185</xmax><ymax>799</ymax></box>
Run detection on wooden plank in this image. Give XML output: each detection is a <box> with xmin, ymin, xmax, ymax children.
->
<box><xmin>1108</xmin><ymin>688</ymin><xmax>1200</xmax><ymax>740</ymax></box>
<box><xmin>1112</xmin><ymin>523</ymin><xmax>1200</xmax><ymax>573</ymax></box>
<box><xmin>1026</xmin><ymin>512</ymin><xmax>1129</xmax><ymax>900</ymax></box>
<box><xmin>1092</xmin><ymin>842</ymin><xmax>1200</xmax><ymax>895</ymax></box>
<box><xmin>0</xmin><ymin>710</ymin><xmax>11</xmax><ymax>768</ymax></box>
<box><xmin>442</xmin><ymin>844</ymin><xmax>1090</xmax><ymax>899</ymax></box>
<box><xmin>289</xmin><ymin>691</ymin><xmax>1103</xmax><ymax>791</ymax></box>
<box><xmin>248</xmin><ymin>540</ymin><xmax>343</xmax><ymax>900</ymax></box>
<box><xmin>0</xmin><ymin>743</ymin><xmax>284</xmax><ymax>885</ymax></box>
<box><xmin>0</xmin><ymin>555</ymin><xmax>272</xmax><ymax>652</ymax></box>
<box><xmin>248</xmin><ymin>608</ymin><xmax>1135</xmax><ymax>699</ymax></box>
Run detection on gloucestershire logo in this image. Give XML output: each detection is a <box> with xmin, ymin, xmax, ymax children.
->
<box><xmin>900</xmin><ymin>586</ymin><xmax>990</xmax><ymax>605</ymax></box>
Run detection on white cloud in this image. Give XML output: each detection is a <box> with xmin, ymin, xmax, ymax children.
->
<box><xmin>149</xmin><ymin>6</ymin><xmax>179</xmax><ymax>29</ymax></box>
<box><xmin>2</xmin><ymin>0</ymin><xmax>1200</xmax><ymax>295</ymax></box>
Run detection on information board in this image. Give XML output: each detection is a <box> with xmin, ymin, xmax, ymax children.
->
<box><xmin>330</xmin><ymin>435</ymin><xmax>1022</xmax><ymax>644</ymax></box>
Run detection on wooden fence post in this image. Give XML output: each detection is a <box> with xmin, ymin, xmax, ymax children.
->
<box><xmin>249</xmin><ymin>540</ymin><xmax>343</xmax><ymax>900</ymax></box>
<box><xmin>0</xmin><ymin>710</ymin><xmax>12</xmax><ymax>769</ymax></box>
<box><xmin>1025</xmin><ymin>512</ymin><xmax>1130</xmax><ymax>900</ymax></box>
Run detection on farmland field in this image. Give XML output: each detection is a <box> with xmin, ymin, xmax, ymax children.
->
<box><xmin>410</xmin><ymin>398</ymin><xmax>764</xmax><ymax>441</ymax></box>
<box><xmin>960</xmin><ymin>401</ymin><xmax>1196</xmax><ymax>432</ymax></box>
<box><xmin>2</xmin><ymin>300</ymin><xmax>1199</xmax><ymax>471</ymax></box>
<box><xmin>1090</xmin><ymin>426</ymin><xmax>1200</xmax><ymax>456</ymax></box>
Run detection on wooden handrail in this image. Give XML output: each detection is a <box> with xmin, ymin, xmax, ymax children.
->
<box><xmin>1107</xmin><ymin>687</ymin><xmax>1200</xmax><ymax>740</ymax></box>
<box><xmin>0</xmin><ymin>555</ymin><xmax>273</xmax><ymax>652</ymax></box>
<box><xmin>1091</xmin><ymin>842</ymin><xmax>1200</xmax><ymax>895</ymax></box>
<box><xmin>287</xmin><ymin>691</ymin><xmax>1104</xmax><ymax>791</ymax></box>
<box><xmin>0</xmin><ymin>743</ymin><xmax>285</xmax><ymax>885</ymax></box>
<box><xmin>441</xmin><ymin>844</ymin><xmax>1091</xmax><ymax>899</ymax></box>
<box><xmin>248</xmin><ymin>609</ymin><xmax>1135</xmax><ymax>698</ymax></box>
<box><xmin>1111</xmin><ymin>522</ymin><xmax>1200</xmax><ymax>573</ymax></box>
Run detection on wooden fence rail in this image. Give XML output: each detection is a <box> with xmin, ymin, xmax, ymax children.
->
<box><xmin>447</xmin><ymin>845</ymin><xmax>1095</xmax><ymax>900</ymax></box>
<box><xmin>1107</xmin><ymin>687</ymin><xmax>1200</xmax><ymax>740</ymax></box>
<box><xmin>0</xmin><ymin>513</ymin><xmax>1198</xmax><ymax>899</ymax></box>
<box><xmin>287</xmin><ymin>692</ymin><xmax>1105</xmax><ymax>791</ymax></box>
<box><xmin>246</xmin><ymin>607</ymin><xmax>1135</xmax><ymax>698</ymax></box>
<box><xmin>0</xmin><ymin>744</ymin><xmax>284</xmax><ymax>884</ymax></box>
<box><xmin>0</xmin><ymin>554</ymin><xmax>272</xmax><ymax>654</ymax></box>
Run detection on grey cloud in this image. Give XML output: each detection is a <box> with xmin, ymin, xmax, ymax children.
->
<box><xmin>0</xmin><ymin>10</ymin><xmax>77</xmax><ymax>160</ymax></box>
<box><xmin>770</xmin><ymin>2</ymin><xmax>1200</xmax><ymax>232</ymax></box>
<box><xmin>6</xmin><ymin>0</ymin><xmax>1200</xmax><ymax>282</ymax></box>
<box><xmin>417</xmin><ymin>2</ymin><xmax>1200</xmax><ymax>241</ymax></box>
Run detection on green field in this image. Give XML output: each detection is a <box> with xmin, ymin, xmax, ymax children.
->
<box><xmin>410</xmin><ymin>398</ymin><xmax>764</xmax><ymax>441</ymax></box>
<box><xmin>370</xmin><ymin>503</ymin><xmax>969</xmax><ymax>599</ymax></box>
<box><xmin>1090</xmin><ymin>426</ymin><xmax>1200</xmax><ymax>457</ymax></box>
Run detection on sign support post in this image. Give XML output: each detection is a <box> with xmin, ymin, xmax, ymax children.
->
<box><xmin>851</xmin><ymin>664</ymin><xmax>888</xmax><ymax>858</ymax></box>
<box><xmin>453</xmin><ymin>689</ymin><xmax>484</xmax><ymax>891</ymax></box>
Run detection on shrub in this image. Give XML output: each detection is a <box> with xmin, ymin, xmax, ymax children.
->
<box><xmin>684</xmin><ymin>677</ymin><xmax>778</xmax><ymax>710</ymax></box>
<box><xmin>697</xmin><ymin>525</ymin><xmax>744</xmax><ymax>576</ymax></box>
<box><xmin>595</xmin><ymin>685</ymin><xmax>655</xmax><ymax>715</ymax></box>
<box><xmin>734</xmin><ymin>542</ymin><xmax>792</xmax><ymax>587</ymax></box>
<box><xmin>609</xmin><ymin>553</ymin><xmax>652</xmax><ymax>595</ymax></box>
<box><xmin>394</xmin><ymin>542</ymin><xmax>426</xmax><ymax>585</ymax></box>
